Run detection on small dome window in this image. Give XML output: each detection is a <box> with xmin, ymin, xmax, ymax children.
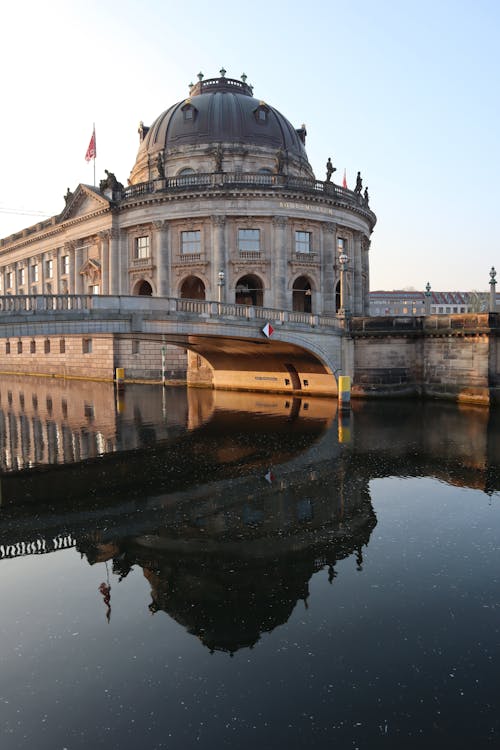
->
<box><xmin>181</xmin><ymin>99</ymin><xmax>198</xmax><ymax>122</ymax></box>
<box><xmin>254</xmin><ymin>101</ymin><xmax>270</xmax><ymax>124</ymax></box>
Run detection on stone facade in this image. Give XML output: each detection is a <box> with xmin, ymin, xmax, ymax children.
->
<box><xmin>0</xmin><ymin>73</ymin><xmax>375</xmax><ymax>343</ymax></box>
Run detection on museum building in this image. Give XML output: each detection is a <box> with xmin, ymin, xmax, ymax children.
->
<box><xmin>0</xmin><ymin>70</ymin><xmax>376</xmax><ymax>381</ymax></box>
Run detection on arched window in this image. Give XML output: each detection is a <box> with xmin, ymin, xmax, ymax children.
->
<box><xmin>292</xmin><ymin>276</ymin><xmax>312</xmax><ymax>313</ymax></box>
<box><xmin>235</xmin><ymin>274</ymin><xmax>263</xmax><ymax>306</ymax></box>
<box><xmin>180</xmin><ymin>275</ymin><xmax>205</xmax><ymax>300</ymax></box>
<box><xmin>178</xmin><ymin>168</ymin><xmax>195</xmax><ymax>175</ymax></box>
<box><xmin>134</xmin><ymin>280</ymin><xmax>153</xmax><ymax>296</ymax></box>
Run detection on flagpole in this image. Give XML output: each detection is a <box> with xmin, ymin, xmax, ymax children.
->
<box><xmin>93</xmin><ymin>122</ymin><xmax>96</xmax><ymax>187</ymax></box>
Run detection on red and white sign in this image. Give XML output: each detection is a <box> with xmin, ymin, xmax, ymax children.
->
<box><xmin>262</xmin><ymin>322</ymin><xmax>274</xmax><ymax>338</ymax></box>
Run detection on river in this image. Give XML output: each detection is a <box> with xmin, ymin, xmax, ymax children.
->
<box><xmin>0</xmin><ymin>377</ymin><xmax>499</xmax><ymax>749</ymax></box>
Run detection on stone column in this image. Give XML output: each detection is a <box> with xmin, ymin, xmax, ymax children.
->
<box><xmin>321</xmin><ymin>222</ymin><xmax>336</xmax><ymax>314</ymax></box>
<box><xmin>212</xmin><ymin>216</ymin><xmax>226</xmax><ymax>302</ymax></box>
<box><xmin>362</xmin><ymin>236</ymin><xmax>371</xmax><ymax>315</ymax></box>
<box><xmin>74</xmin><ymin>246</ymin><xmax>84</xmax><ymax>294</ymax></box>
<box><xmin>154</xmin><ymin>221</ymin><xmax>170</xmax><ymax>297</ymax></box>
<box><xmin>272</xmin><ymin>216</ymin><xmax>288</xmax><ymax>309</ymax></box>
<box><xmin>99</xmin><ymin>231</ymin><xmax>110</xmax><ymax>294</ymax></box>
<box><xmin>64</xmin><ymin>242</ymin><xmax>75</xmax><ymax>294</ymax></box>
<box><xmin>352</xmin><ymin>231</ymin><xmax>363</xmax><ymax>316</ymax></box>
<box><xmin>107</xmin><ymin>229</ymin><xmax>124</xmax><ymax>294</ymax></box>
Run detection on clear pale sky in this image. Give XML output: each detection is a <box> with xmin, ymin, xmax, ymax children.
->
<box><xmin>0</xmin><ymin>0</ymin><xmax>498</xmax><ymax>291</ymax></box>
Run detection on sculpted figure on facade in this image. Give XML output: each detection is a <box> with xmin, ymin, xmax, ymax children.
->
<box><xmin>275</xmin><ymin>148</ymin><xmax>285</xmax><ymax>175</ymax></box>
<box><xmin>156</xmin><ymin>153</ymin><xmax>165</xmax><ymax>179</ymax></box>
<box><xmin>213</xmin><ymin>143</ymin><xmax>223</xmax><ymax>172</ymax></box>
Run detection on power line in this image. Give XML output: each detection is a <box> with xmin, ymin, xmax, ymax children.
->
<box><xmin>0</xmin><ymin>207</ymin><xmax>51</xmax><ymax>217</ymax></box>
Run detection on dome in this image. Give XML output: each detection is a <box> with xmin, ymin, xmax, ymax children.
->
<box><xmin>129</xmin><ymin>72</ymin><xmax>313</xmax><ymax>183</ymax></box>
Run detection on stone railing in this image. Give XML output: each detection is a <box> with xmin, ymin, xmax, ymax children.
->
<box><xmin>0</xmin><ymin>294</ymin><xmax>93</xmax><ymax>312</ymax></box>
<box><xmin>0</xmin><ymin>294</ymin><xmax>346</xmax><ymax>332</ymax></box>
<box><xmin>121</xmin><ymin>172</ymin><xmax>374</xmax><ymax>216</ymax></box>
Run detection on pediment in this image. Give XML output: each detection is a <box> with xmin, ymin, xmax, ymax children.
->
<box><xmin>79</xmin><ymin>258</ymin><xmax>101</xmax><ymax>283</ymax></box>
<box><xmin>59</xmin><ymin>184</ymin><xmax>110</xmax><ymax>222</ymax></box>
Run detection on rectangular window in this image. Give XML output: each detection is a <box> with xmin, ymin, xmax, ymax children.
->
<box><xmin>32</xmin><ymin>264</ymin><xmax>39</xmax><ymax>282</ymax></box>
<box><xmin>181</xmin><ymin>230</ymin><xmax>201</xmax><ymax>254</ymax></box>
<box><xmin>6</xmin><ymin>272</ymin><xmax>13</xmax><ymax>289</ymax></box>
<box><xmin>62</xmin><ymin>255</ymin><xmax>70</xmax><ymax>275</ymax></box>
<box><xmin>46</xmin><ymin>259</ymin><xmax>53</xmax><ymax>278</ymax></box>
<box><xmin>82</xmin><ymin>338</ymin><xmax>92</xmax><ymax>354</ymax></box>
<box><xmin>59</xmin><ymin>339</ymin><xmax>66</xmax><ymax>354</ymax></box>
<box><xmin>295</xmin><ymin>231</ymin><xmax>311</xmax><ymax>254</ymax></box>
<box><xmin>238</xmin><ymin>229</ymin><xmax>260</xmax><ymax>253</ymax></box>
<box><xmin>135</xmin><ymin>236</ymin><xmax>150</xmax><ymax>259</ymax></box>
<box><xmin>90</xmin><ymin>284</ymin><xmax>100</xmax><ymax>295</ymax></box>
<box><xmin>18</xmin><ymin>268</ymin><xmax>25</xmax><ymax>285</ymax></box>
<box><xmin>337</xmin><ymin>238</ymin><xmax>346</xmax><ymax>253</ymax></box>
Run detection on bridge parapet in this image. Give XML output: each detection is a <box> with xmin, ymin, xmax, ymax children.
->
<box><xmin>0</xmin><ymin>294</ymin><xmax>345</xmax><ymax>332</ymax></box>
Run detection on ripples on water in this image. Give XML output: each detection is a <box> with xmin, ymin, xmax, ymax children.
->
<box><xmin>0</xmin><ymin>378</ymin><xmax>499</xmax><ymax>749</ymax></box>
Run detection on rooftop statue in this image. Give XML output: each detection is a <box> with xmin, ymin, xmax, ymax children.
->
<box><xmin>325</xmin><ymin>157</ymin><xmax>336</xmax><ymax>182</ymax></box>
<box><xmin>100</xmin><ymin>170</ymin><xmax>124</xmax><ymax>194</ymax></box>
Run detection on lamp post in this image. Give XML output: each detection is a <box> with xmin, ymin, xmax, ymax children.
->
<box><xmin>424</xmin><ymin>281</ymin><xmax>431</xmax><ymax>315</ymax></box>
<box><xmin>218</xmin><ymin>269</ymin><xmax>225</xmax><ymax>304</ymax></box>
<box><xmin>338</xmin><ymin>252</ymin><xmax>349</xmax><ymax>317</ymax></box>
<box><xmin>490</xmin><ymin>266</ymin><xmax>497</xmax><ymax>312</ymax></box>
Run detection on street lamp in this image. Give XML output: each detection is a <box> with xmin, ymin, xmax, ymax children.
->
<box><xmin>338</xmin><ymin>252</ymin><xmax>349</xmax><ymax>317</ymax></box>
<box><xmin>424</xmin><ymin>281</ymin><xmax>431</xmax><ymax>315</ymax></box>
<box><xmin>218</xmin><ymin>269</ymin><xmax>225</xmax><ymax>303</ymax></box>
<box><xmin>489</xmin><ymin>266</ymin><xmax>497</xmax><ymax>312</ymax></box>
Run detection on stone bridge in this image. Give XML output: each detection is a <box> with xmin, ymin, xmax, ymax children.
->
<box><xmin>0</xmin><ymin>294</ymin><xmax>348</xmax><ymax>395</ymax></box>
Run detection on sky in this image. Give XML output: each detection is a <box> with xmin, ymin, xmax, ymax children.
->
<box><xmin>0</xmin><ymin>0</ymin><xmax>498</xmax><ymax>292</ymax></box>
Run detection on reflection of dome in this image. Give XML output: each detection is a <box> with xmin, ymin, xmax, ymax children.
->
<box><xmin>130</xmin><ymin>73</ymin><xmax>313</xmax><ymax>183</ymax></box>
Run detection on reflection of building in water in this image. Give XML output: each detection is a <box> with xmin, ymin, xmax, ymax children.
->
<box><xmin>0</xmin><ymin>376</ymin><xmax>192</xmax><ymax>472</ymax></box>
<box><xmin>0</xmin><ymin>378</ymin><xmax>337</xmax><ymax>474</ymax></box>
<box><xmin>76</xmin><ymin>464</ymin><xmax>376</xmax><ymax>654</ymax></box>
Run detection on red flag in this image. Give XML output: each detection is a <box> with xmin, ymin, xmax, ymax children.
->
<box><xmin>85</xmin><ymin>128</ymin><xmax>96</xmax><ymax>162</ymax></box>
<box><xmin>342</xmin><ymin>169</ymin><xmax>347</xmax><ymax>189</ymax></box>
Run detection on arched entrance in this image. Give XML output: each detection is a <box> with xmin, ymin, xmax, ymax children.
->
<box><xmin>134</xmin><ymin>280</ymin><xmax>153</xmax><ymax>296</ymax></box>
<box><xmin>180</xmin><ymin>275</ymin><xmax>206</xmax><ymax>300</ymax></box>
<box><xmin>235</xmin><ymin>275</ymin><xmax>264</xmax><ymax>306</ymax></box>
<box><xmin>292</xmin><ymin>276</ymin><xmax>312</xmax><ymax>313</ymax></box>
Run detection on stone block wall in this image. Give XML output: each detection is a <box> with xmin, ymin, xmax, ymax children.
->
<box><xmin>115</xmin><ymin>338</ymin><xmax>187</xmax><ymax>381</ymax></box>
<box><xmin>352</xmin><ymin>315</ymin><xmax>498</xmax><ymax>405</ymax></box>
<box><xmin>0</xmin><ymin>334</ymin><xmax>115</xmax><ymax>380</ymax></box>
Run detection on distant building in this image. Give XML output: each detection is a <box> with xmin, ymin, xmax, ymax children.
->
<box><xmin>369</xmin><ymin>290</ymin><xmax>498</xmax><ymax>316</ymax></box>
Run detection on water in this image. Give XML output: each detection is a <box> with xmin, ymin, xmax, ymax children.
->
<box><xmin>0</xmin><ymin>378</ymin><xmax>499</xmax><ymax>749</ymax></box>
